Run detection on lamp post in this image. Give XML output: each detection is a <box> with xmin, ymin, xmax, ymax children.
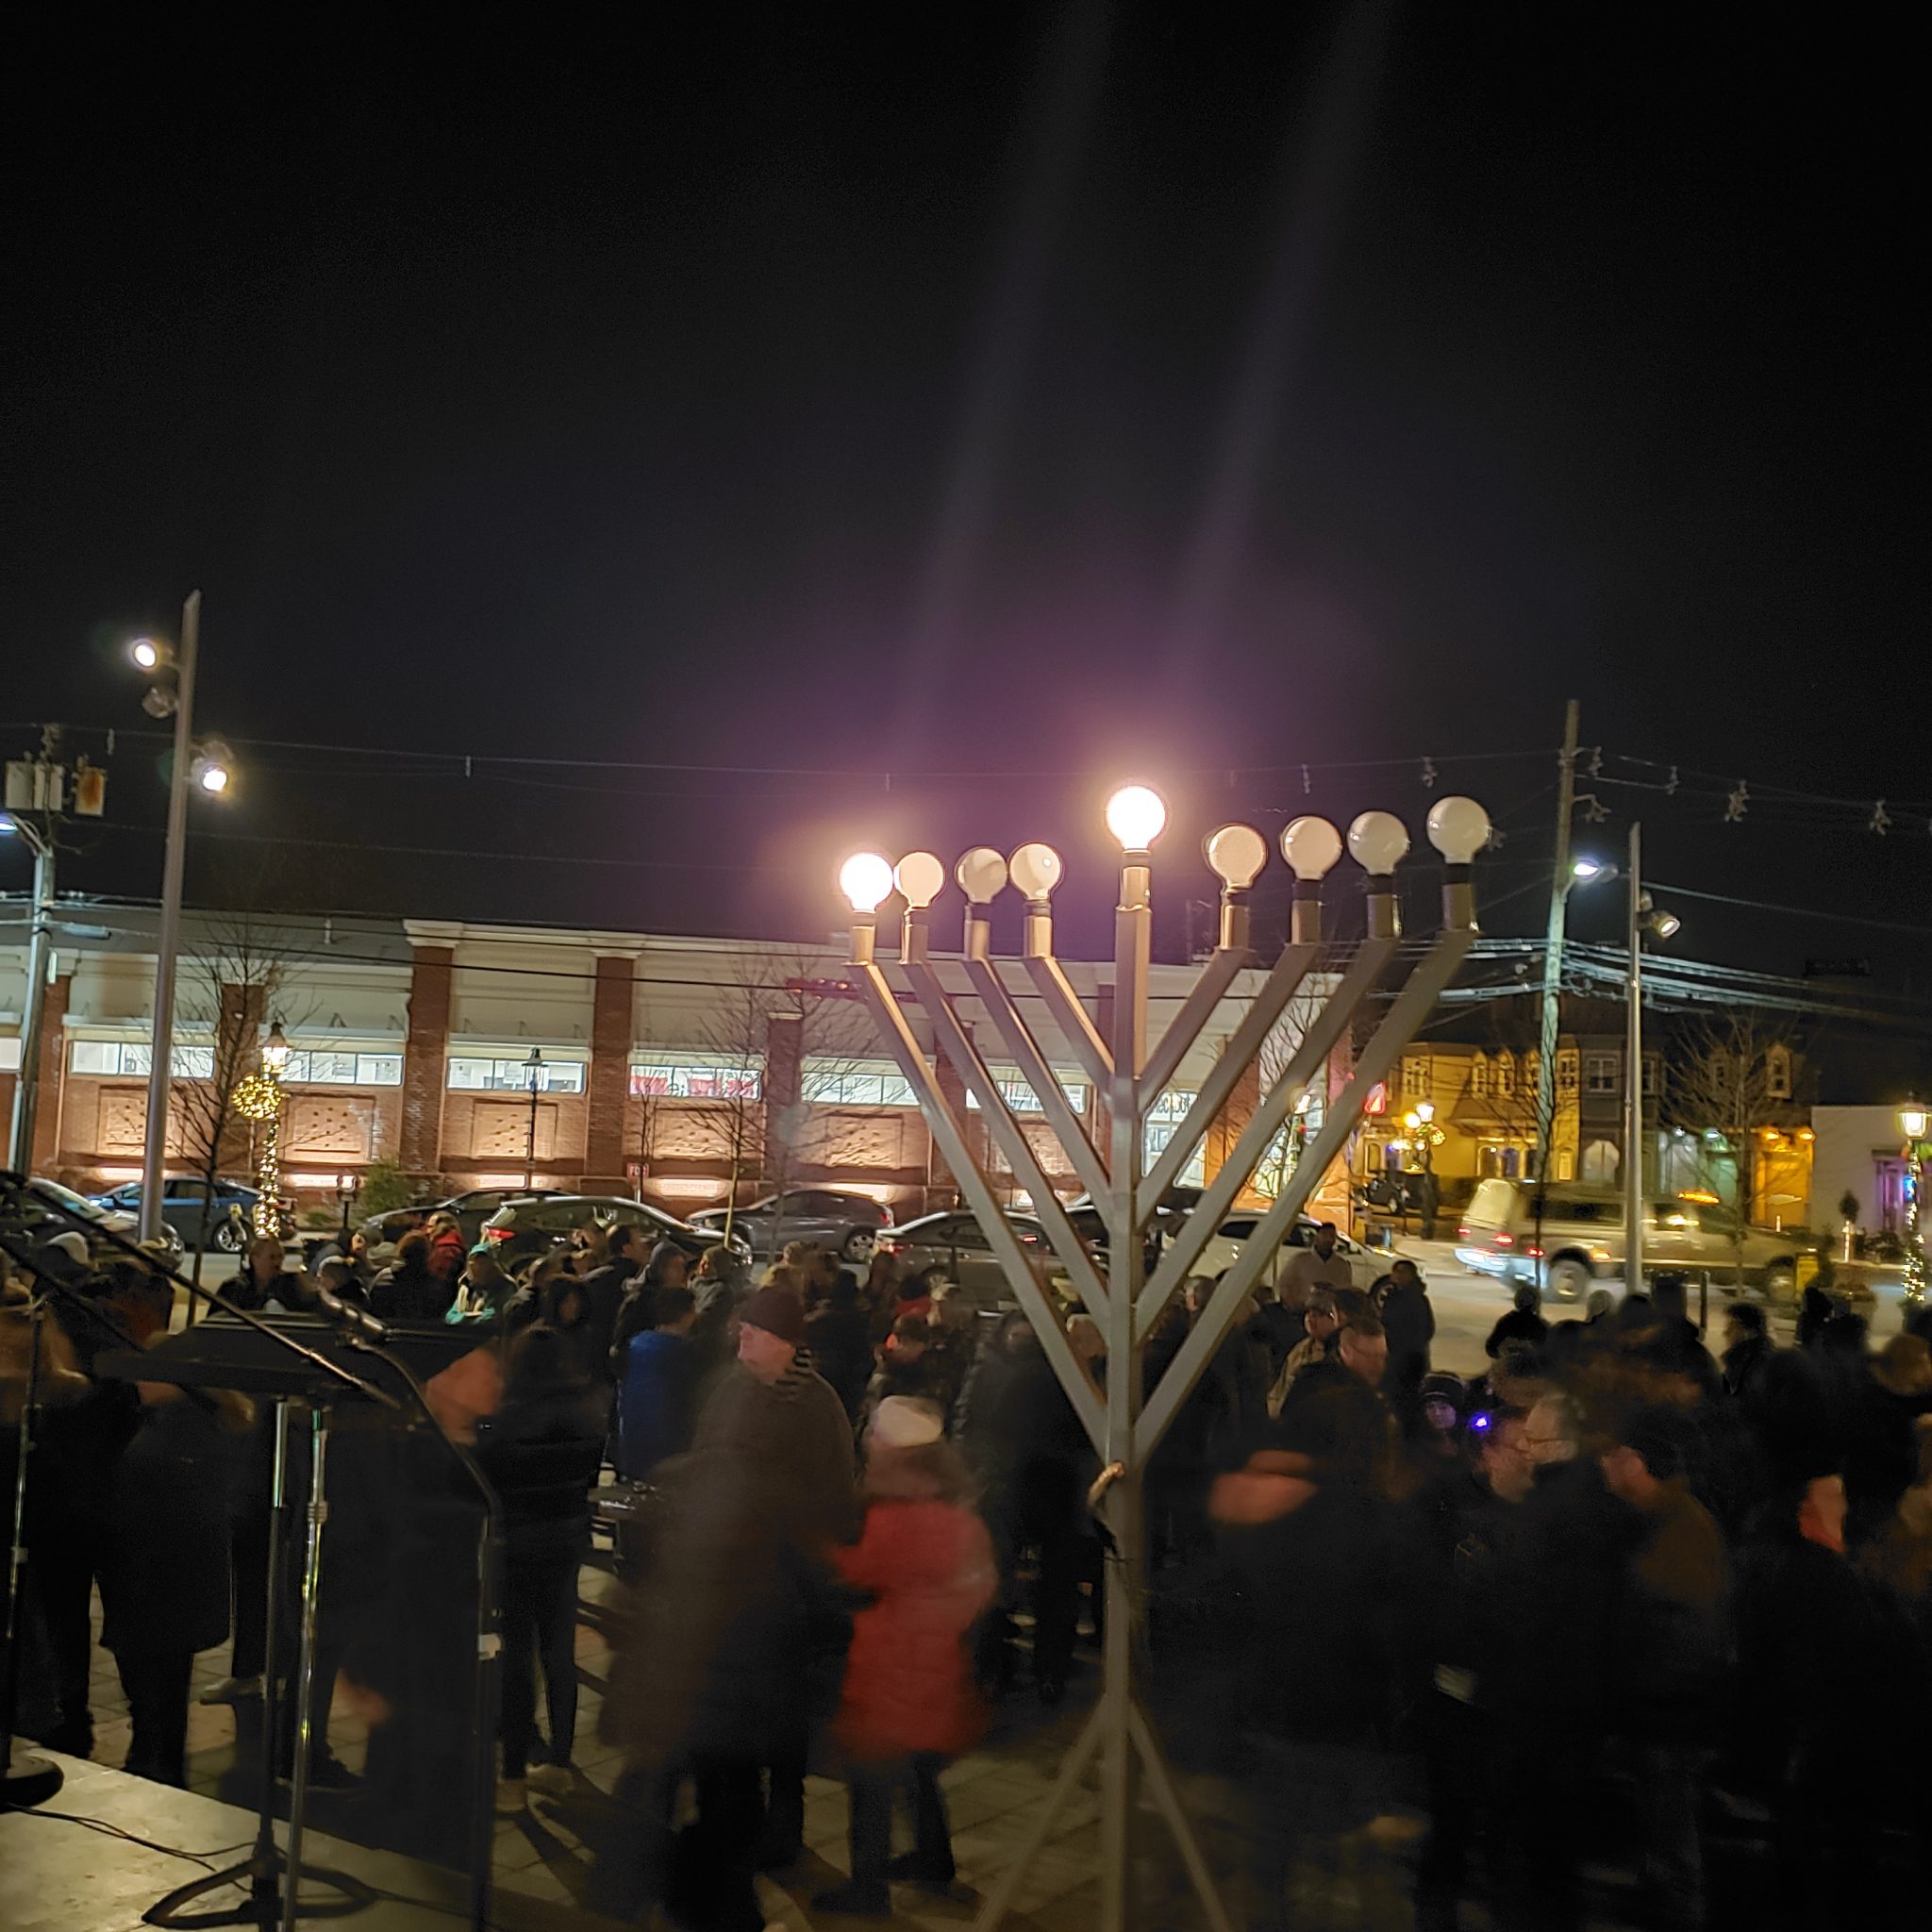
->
<box><xmin>524</xmin><ymin>1047</ymin><xmax>543</xmax><ymax>1188</ymax></box>
<box><xmin>1405</xmin><ymin>1098</ymin><xmax>1442</xmax><ymax>1237</ymax></box>
<box><xmin>1621</xmin><ymin>825</ymin><xmax>1678</xmax><ymax>1297</ymax></box>
<box><xmin>135</xmin><ymin>594</ymin><xmax>244</xmax><ymax>1239</ymax></box>
<box><xmin>837</xmin><ymin>787</ymin><xmax>1489</xmax><ymax>1932</ymax></box>
<box><xmin>1901</xmin><ymin>1100</ymin><xmax>1929</xmax><ymax>1303</ymax></box>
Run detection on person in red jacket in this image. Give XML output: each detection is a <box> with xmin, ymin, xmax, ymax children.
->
<box><xmin>812</xmin><ymin>1396</ymin><xmax>997</xmax><ymax>1917</ymax></box>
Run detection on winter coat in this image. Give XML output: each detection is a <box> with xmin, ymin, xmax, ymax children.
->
<box><xmin>805</xmin><ymin>1297</ymin><xmax>874</xmax><ymax>1422</ymax></box>
<box><xmin>100</xmin><ymin>1394</ymin><xmax>235</xmax><ymax>1657</ymax></box>
<box><xmin>1484</xmin><ymin>1306</ymin><xmax>1549</xmax><ymax>1359</ymax></box>
<box><xmin>370</xmin><ymin>1256</ymin><xmax>456</xmax><ymax>1323</ymax></box>
<box><xmin>426</xmin><ymin>1228</ymin><xmax>466</xmax><ymax>1283</ymax></box>
<box><xmin>1375</xmin><ymin>1280</ymin><xmax>1435</xmax><ymax>1396</ymax></box>
<box><xmin>615</xmin><ymin>1328</ymin><xmax>698</xmax><ymax>1479</ymax></box>
<box><xmin>577</xmin><ymin>1258</ymin><xmax>642</xmax><ymax>1383</ymax></box>
<box><xmin>610</xmin><ymin>1357</ymin><xmax>858</xmax><ymax>1769</ymax></box>
<box><xmin>831</xmin><ymin>1491</ymin><xmax>997</xmax><ymax>1761</ymax></box>
<box><xmin>1721</xmin><ymin>1332</ymin><xmax>1776</xmax><ymax>1403</ymax></box>
<box><xmin>475</xmin><ymin>1382</ymin><xmax>606</xmax><ymax>1564</ymax></box>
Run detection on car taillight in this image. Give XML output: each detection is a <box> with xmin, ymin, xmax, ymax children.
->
<box><xmin>1493</xmin><ymin>1232</ymin><xmax>1513</xmax><ymax>1247</ymax></box>
<box><xmin>878</xmin><ymin>1206</ymin><xmax>894</xmax><ymax>1225</ymax></box>
<box><xmin>1524</xmin><ymin>1245</ymin><xmax>1543</xmax><ymax>1259</ymax></box>
<box><xmin>485</xmin><ymin>1225</ymin><xmax>512</xmax><ymax>1242</ymax></box>
<box><xmin>1457</xmin><ymin>1224</ymin><xmax>1469</xmax><ymax>1241</ymax></box>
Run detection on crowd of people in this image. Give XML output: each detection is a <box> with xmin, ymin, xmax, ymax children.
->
<box><xmin>6</xmin><ymin>1202</ymin><xmax>1932</xmax><ymax>1930</ymax></box>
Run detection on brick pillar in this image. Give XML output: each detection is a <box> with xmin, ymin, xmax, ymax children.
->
<box><xmin>583</xmin><ymin>953</ymin><xmax>635</xmax><ymax>1191</ymax></box>
<box><xmin>1203</xmin><ymin>1052</ymin><xmax>1260</xmax><ymax>1199</ymax></box>
<box><xmin>27</xmin><ymin>972</ymin><xmax>72</xmax><ymax>1171</ymax></box>
<box><xmin>762</xmin><ymin>1011</ymin><xmax>804</xmax><ymax>1195</ymax></box>
<box><xmin>215</xmin><ymin>982</ymin><xmax>267</xmax><ymax>1177</ymax></box>
<box><xmin>929</xmin><ymin>1024</ymin><xmax>975</xmax><ymax>1208</ymax></box>
<box><xmin>400</xmin><ymin>946</ymin><xmax>453</xmax><ymax>1178</ymax></box>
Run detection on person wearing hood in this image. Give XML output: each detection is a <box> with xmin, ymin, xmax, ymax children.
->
<box><xmin>369</xmin><ymin>1229</ymin><xmax>456</xmax><ymax>1322</ymax></box>
<box><xmin>604</xmin><ymin>1283</ymin><xmax>856</xmax><ymax>1932</ymax></box>
<box><xmin>608</xmin><ymin>1239</ymin><xmax>691</xmax><ymax>1375</ymax></box>
<box><xmin>1484</xmin><ymin>1282</ymin><xmax>1549</xmax><ymax>1360</ymax></box>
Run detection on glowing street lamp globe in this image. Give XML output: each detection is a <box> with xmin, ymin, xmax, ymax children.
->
<box><xmin>1105</xmin><ymin>784</ymin><xmax>1167</xmax><ymax>853</ymax></box>
<box><xmin>839</xmin><ymin>852</ymin><xmax>895</xmax><ymax>914</ymax></box>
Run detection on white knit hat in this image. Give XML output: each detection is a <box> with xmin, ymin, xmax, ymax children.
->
<box><xmin>868</xmin><ymin>1395</ymin><xmax>944</xmax><ymax>1449</ymax></box>
<box><xmin>42</xmin><ymin>1231</ymin><xmax>91</xmax><ymax>1268</ymax></box>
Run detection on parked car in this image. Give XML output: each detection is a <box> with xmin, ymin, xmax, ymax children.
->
<box><xmin>362</xmin><ymin>1187</ymin><xmax>566</xmax><ymax>1251</ymax></box>
<box><xmin>477</xmin><ymin>1193</ymin><xmax>745</xmax><ymax>1271</ymax></box>
<box><xmin>6</xmin><ymin>1177</ymin><xmax>187</xmax><ymax>1273</ymax></box>
<box><xmin>92</xmin><ymin>1176</ymin><xmax>291</xmax><ymax>1253</ymax></box>
<box><xmin>1189</xmin><ymin>1212</ymin><xmax>1386</xmax><ymax>1290</ymax></box>
<box><xmin>688</xmin><ymin>1187</ymin><xmax>892</xmax><ymax>1264</ymax></box>
<box><xmin>876</xmin><ymin>1209</ymin><xmax>1058</xmax><ymax>1309</ymax></box>
<box><xmin>1454</xmin><ymin>1177</ymin><xmax>1801</xmax><ymax>1303</ymax></box>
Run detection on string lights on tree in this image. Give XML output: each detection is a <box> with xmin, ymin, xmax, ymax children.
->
<box><xmin>235</xmin><ymin>1023</ymin><xmax>290</xmax><ymax>1238</ymax></box>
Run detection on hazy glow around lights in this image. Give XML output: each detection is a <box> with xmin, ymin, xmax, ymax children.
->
<box><xmin>130</xmin><ymin>638</ymin><xmax>161</xmax><ymax>670</ymax></box>
<box><xmin>1105</xmin><ymin>784</ymin><xmax>1166</xmax><ymax>851</ymax></box>
<box><xmin>1573</xmin><ymin>857</ymin><xmax>1609</xmax><ymax>882</ymax></box>
<box><xmin>839</xmin><ymin>851</ymin><xmax>894</xmax><ymax>912</ymax></box>
<box><xmin>197</xmin><ymin>763</ymin><xmax>230</xmax><ymax>794</ymax></box>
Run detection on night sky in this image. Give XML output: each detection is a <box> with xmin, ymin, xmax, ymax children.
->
<box><xmin>5</xmin><ymin>7</ymin><xmax>1926</xmax><ymax>1060</ymax></box>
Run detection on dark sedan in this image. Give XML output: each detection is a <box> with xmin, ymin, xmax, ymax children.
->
<box><xmin>92</xmin><ymin>1176</ymin><xmax>289</xmax><ymax>1253</ymax></box>
<box><xmin>688</xmin><ymin>1187</ymin><xmax>892</xmax><ymax>1264</ymax></box>
<box><xmin>362</xmin><ymin>1187</ymin><xmax>566</xmax><ymax>1250</ymax></box>
<box><xmin>478</xmin><ymin>1193</ymin><xmax>747</xmax><ymax>1271</ymax></box>
<box><xmin>876</xmin><ymin>1208</ymin><xmax>1062</xmax><ymax>1310</ymax></box>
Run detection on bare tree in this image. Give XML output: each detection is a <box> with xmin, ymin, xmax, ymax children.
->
<box><xmin>1249</xmin><ymin>983</ymin><xmax>1325</xmax><ymax>1200</ymax></box>
<box><xmin>1661</xmin><ymin>1010</ymin><xmax>1804</xmax><ymax>1267</ymax></box>
<box><xmin>168</xmin><ymin>908</ymin><xmax>316</xmax><ymax>1280</ymax></box>
<box><xmin>677</xmin><ymin>952</ymin><xmax>878</xmax><ymax>1255</ymax></box>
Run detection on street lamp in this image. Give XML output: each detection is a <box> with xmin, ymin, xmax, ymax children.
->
<box><xmin>834</xmin><ymin>788</ymin><xmax>1487</xmax><ymax>1932</ymax></box>
<box><xmin>1901</xmin><ymin>1099</ymin><xmax>1929</xmax><ymax>1303</ymax></box>
<box><xmin>524</xmin><ymin>1046</ymin><xmax>544</xmax><ymax>1188</ymax></box>
<box><xmin>134</xmin><ymin>593</ymin><xmax>237</xmax><ymax>1241</ymax></box>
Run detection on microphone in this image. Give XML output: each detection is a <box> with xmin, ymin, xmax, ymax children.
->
<box><xmin>314</xmin><ymin>1285</ymin><xmax>391</xmax><ymax>1345</ymax></box>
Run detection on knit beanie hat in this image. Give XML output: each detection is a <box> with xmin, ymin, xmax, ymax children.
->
<box><xmin>741</xmin><ymin>1282</ymin><xmax>806</xmax><ymax>1347</ymax></box>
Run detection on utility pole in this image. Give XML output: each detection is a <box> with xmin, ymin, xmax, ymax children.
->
<box><xmin>1625</xmin><ymin>822</ymin><xmax>1645</xmax><ymax>1297</ymax></box>
<box><xmin>1534</xmin><ymin>700</ymin><xmax>1580</xmax><ymax>1191</ymax></box>
<box><xmin>5</xmin><ymin>729</ymin><xmax>104</xmax><ymax>1173</ymax></box>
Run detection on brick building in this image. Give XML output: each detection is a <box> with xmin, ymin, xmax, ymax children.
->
<box><xmin>2</xmin><ymin>907</ymin><xmax>1343</xmax><ymax>1221</ymax></box>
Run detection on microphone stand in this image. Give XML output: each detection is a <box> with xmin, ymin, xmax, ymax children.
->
<box><xmin>0</xmin><ymin>1174</ymin><xmax>394</xmax><ymax>1927</ymax></box>
<box><xmin>1</xmin><ymin>1229</ymin><xmax>224</xmax><ymax>1808</ymax></box>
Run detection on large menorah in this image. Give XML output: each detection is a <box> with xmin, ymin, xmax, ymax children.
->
<box><xmin>838</xmin><ymin>786</ymin><xmax>1488</xmax><ymax>1932</ymax></box>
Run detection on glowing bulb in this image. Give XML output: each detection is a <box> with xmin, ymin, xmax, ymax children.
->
<box><xmin>956</xmin><ymin>846</ymin><xmax>1008</xmax><ymax>903</ymax></box>
<box><xmin>194</xmin><ymin>758</ymin><xmax>230</xmax><ymax>794</ymax></box>
<box><xmin>1347</xmin><ymin>811</ymin><xmax>1410</xmax><ymax>875</ymax></box>
<box><xmin>1573</xmin><ymin>857</ymin><xmax>1608</xmax><ymax>882</ymax></box>
<box><xmin>1425</xmin><ymin>795</ymin><xmax>1491</xmax><ymax>865</ymax></box>
<box><xmin>1204</xmin><ymin>824</ymin><xmax>1267</xmax><ymax>890</ymax></box>
<box><xmin>1280</xmin><ymin>817</ymin><xmax>1343</xmax><ymax>881</ymax></box>
<box><xmin>261</xmin><ymin>1024</ymin><xmax>290</xmax><ymax>1074</ymax></box>
<box><xmin>893</xmin><ymin>851</ymin><xmax>945</xmax><ymax>909</ymax></box>
<box><xmin>1902</xmin><ymin>1103</ymin><xmax>1929</xmax><ymax>1141</ymax></box>
<box><xmin>130</xmin><ymin>637</ymin><xmax>161</xmax><ymax>671</ymax></box>
<box><xmin>1008</xmin><ymin>842</ymin><xmax>1064</xmax><ymax>900</ymax></box>
<box><xmin>839</xmin><ymin>852</ymin><xmax>894</xmax><ymax>913</ymax></box>
<box><xmin>1105</xmin><ymin>784</ymin><xmax>1167</xmax><ymax>852</ymax></box>
<box><xmin>1652</xmin><ymin>910</ymin><xmax>1682</xmax><ymax>941</ymax></box>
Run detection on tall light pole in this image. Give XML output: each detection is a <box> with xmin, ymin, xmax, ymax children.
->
<box><xmin>1901</xmin><ymin>1099</ymin><xmax>1929</xmax><ymax>1304</ymax></box>
<box><xmin>1534</xmin><ymin>699</ymin><xmax>1581</xmax><ymax>1183</ymax></box>
<box><xmin>139</xmin><ymin>592</ymin><xmax>201</xmax><ymax>1240</ymax></box>
<box><xmin>1622</xmin><ymin>824</ymin><xmax>1679</xmax><ymax>1296</ymax></box>
<box><xmin>2</xmin><ymin>812</ymin><xmax>54</xmax><ymax>1173</ymax></box>
<box><xmin>837</xmin><ymin>788</ymin><xmax>1489</xmax><ymax>1932</ymax></box>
